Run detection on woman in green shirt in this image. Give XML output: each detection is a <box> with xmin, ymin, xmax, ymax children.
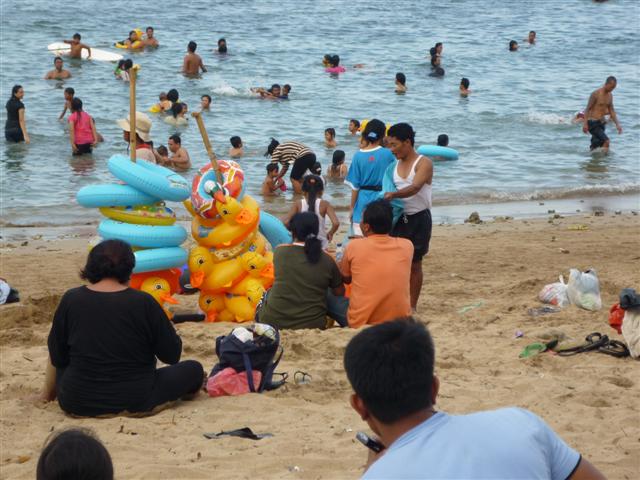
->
<box><xmin>257</xmin><ymin>212</ymin><xmax>345</xmax><ymax>329</ymax></box>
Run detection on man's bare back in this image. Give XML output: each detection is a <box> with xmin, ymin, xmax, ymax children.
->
<box><xmin>183</xmin><ymin>53</ymin><xmax>205</xmax><ymax>75</ymax></box>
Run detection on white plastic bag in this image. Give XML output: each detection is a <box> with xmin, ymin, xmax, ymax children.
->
<box><xmin>621</xmin><ymin>309</ymin><xmax>640</xmax><ymax>359</ymax></box>
<box><xmin>538</xmin><ymin>276</ymin><xmax>570</xmax><ymax>307</ymax></box>
<box><xmin>567</xmin><ymin>268</ymin><xmax>602</xmax><ymax>311</ymax></box>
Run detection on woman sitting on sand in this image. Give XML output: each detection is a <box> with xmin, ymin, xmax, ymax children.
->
<box><xmin>256</xmin><ymin>212</ymin><xmax>346</xmax><ymax>329</ymax></box>
<box><xmin>38</xmin><ymin>240</ymin><xmax>204</xmax><ymax>417</ymax></box>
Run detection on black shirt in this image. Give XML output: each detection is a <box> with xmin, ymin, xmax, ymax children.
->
<box><xmin>5</xmin><ymin>97</ymin><xmax>24</xmax><ymax>131</ymax></box>
<box><xmin>48</xmin><ymin>286</ymin><xmax>182</xmax><ymax>416</ymax></box>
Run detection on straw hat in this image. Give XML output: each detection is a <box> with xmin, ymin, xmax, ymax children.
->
<box><xmin>116</xmin><ymin>112</ymin><xmax>152</xmax><ymax>142</ymax></box>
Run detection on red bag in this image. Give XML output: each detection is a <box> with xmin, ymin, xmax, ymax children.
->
<box><xmin>206</xmin><ymin>367</ymin><xmax>262</xmax><ymax>397</ymax></box>
<box><xmin>609</xmin><ymin>303</ymin><xmax>625</xmax><ymax>334</ymax></box>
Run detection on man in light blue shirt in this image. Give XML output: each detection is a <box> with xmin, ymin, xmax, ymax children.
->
<box><xmin>344</xmin><ymin>318</ymin><xmax>606</xmax><ymax>480</ymax></box>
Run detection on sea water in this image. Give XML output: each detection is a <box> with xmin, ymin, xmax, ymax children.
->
<box><xmin>1</xmin><ymin>0</ymin><xmax>639</xmax><ymax>228</ymax></box>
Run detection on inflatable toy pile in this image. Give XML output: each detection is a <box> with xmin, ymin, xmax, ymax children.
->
<box><xmin>76</xmin><ymin>154</ymin><xmax>191</xmax><ymax>318</ymax></box>
<box><xmin>186</xmin><ymin>161</ymin><xmax>277</xmax><ymax>323</ymax></box>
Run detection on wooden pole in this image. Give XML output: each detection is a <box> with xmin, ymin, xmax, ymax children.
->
<box><xmin>192</xmin><ymin>111</ymin><xmax>223</xmax><ymax>184</ymax></box>
<box><xmin>128</xmin><ymin>65</ymin><xmax>140</xmax><ymax>162</ymax></box>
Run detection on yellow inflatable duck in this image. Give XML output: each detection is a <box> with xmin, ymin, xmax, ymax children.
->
<box><xmin>141</xmin><ymin>277</ymin><xmax>179</xmax><ymax>320</ymax></box>
<box><xmin>228</xmin><ymin>250</ymin><xmax>275</xmax><ymax>295</ymax></box>
<box><xmin>191</xmin><ymin>195</ymin><xmax>259</xmax><ymax>249</ymax></box>
<box><xmin>224</xmin><ymin>279</ymin><xmax>265</xmax><ymax>322</ymax></box>
<box><xmin>198</xmin><ymin>292</ymin><xmax>234</xmax><ymax>323</ymax></box>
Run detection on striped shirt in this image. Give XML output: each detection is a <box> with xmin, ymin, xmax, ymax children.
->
<box><xmin>270</xmin><ymin>141</ymin><xmax>312</xmax><ymax>166</ymax></box>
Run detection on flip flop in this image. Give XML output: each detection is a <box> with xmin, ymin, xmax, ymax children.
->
<box><xmin>555</xmin><ymin>333</ymin><xmax>609</xmax><ymax>356</ymax></box>
<box><xmin>519</xmin><ymin>342</ymin><xmax>547</xmax><ymax>358</ymax></box>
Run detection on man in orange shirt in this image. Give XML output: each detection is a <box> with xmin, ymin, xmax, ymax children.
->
<box><xmin>339</xmin><ymin>200</ymin><xmax>413</xmax><ymax>328</ymax></box>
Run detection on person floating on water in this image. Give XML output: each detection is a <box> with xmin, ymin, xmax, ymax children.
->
<box><xmin>437</xmin><ymin>134</ymin><xmax>449</xmax><ymax>147</ymax></box>
<box><xmin>45</xmin><ymin>56</ymin><xmax>71</xmax><ymax>80</ymax></box>
<box><xmin>583</xmin><ymin>76</ymin><xmax>622</xmax><ymax>153</ymax></box>
<box><xmin>144</xmin><ymin>26</ymin><xmax>159</xmax><ymax>47</ymax></box>
<box><xmin>459</xmin><ymin>77</ymin><xmax>471</xmax><ymax>96</ymax></box>
<box><xmin>265</xmin><ymin>138</ymin><xmax>317</xmax><ymax>193</ymax></box>
<box><xmin>164</xmin><ymin>102</ymin><xmax>188</xmax><ymax>126</ymax></box>
<box><xmin>5</xmin><ymin>85</ymin><xmax>29</xmax><ymax>143</ymax></box>
<box><xmin>58</xmin><ymin>87</ymin><xmax>74</xmax><ymax>120</ymax></box>
<box><xmin>395</xmin><ymin>72</ymin><xmax>407</xmax><ymax>93</ymax></box>
<box><xmin>429</xmin><ymin>67</ymin><xmax>445</xmax><ymax>77</ymax></box>
<box><xmin>63</xmin><ymin>33</ymin><xmax>91</xmax><ymax>59</ymax></box>
<box><xmin>509</xmin><ymin>40</ymin><xmax>519</xmax><ymax>51</ymax></box>
<box><xmin>262</xmin><ymin>163</ymin><xmax>285</xmax><ymax>196</ymax></box>
<box><xmin>182</xmin><ymin>41</ymin><xmax>206</xmax><ymax>76</ymax></box>
<box><xmin>325</xmin><ymin>128</ymin><xmax>337</xmax><ymax>148</ymax></box>
<box><xmin>217</xmin><ymin>38</ymin><xmax>227</xmax><ymax>54</ymax></box>
<box><xmin>385</xmin><ymin>123</ymin><xmax>434</xmax><ymax>312</ymax></box>
<box><xmin>280</xmin><ymin>84</ymin><xmax>291</xmax><ymax>99</ymax></box>
<box><xmin>253</xmin><ymin>84</ymin><xmax>286</xmax><ymax>100</ymax></box>
<box><xmin>200</xmin><ymin>94</ymin><xmax>211</xmax><ymax>111</ymax></box>
<box><xmin>525</xmin><ymin>30</ymin><xmax>536</xmax><ymax>44</ymax></box>
<box><xmin>120</xmin><ymin>30</ymin><xmax>141</xmax><ymax>49</ymax></box>
<box><xmin>229</xmin><ymin>136</ymin><xmax>243</xmax><ymax>157</ymax></box>
<box><xmin>348</xmin><ymin>119</ymin><xmax>360</xmax><ymax>136</ymax></box>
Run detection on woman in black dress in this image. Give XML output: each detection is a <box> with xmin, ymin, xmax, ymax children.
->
<box><xmin>40</xmin><ymin>240</ymin><xmax>204</xmax><ymax>416</ymax></box>
<box><xmin>5</xmin><ymin>85</ymin><xmax>29</xmax><ymax>143</ymax></box>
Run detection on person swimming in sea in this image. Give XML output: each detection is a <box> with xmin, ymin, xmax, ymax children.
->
<box><xmin>262</xmin><ymin>163</ymin><xmax>285</xmax><ymax>196</ymax></box>
<box><xmin>164</xmin><ymin>102</ymin><xmax>188</xmax><ymax>126</ymax></box>
<box><xmin>395</xmin><ymin>72</ymin><xmax>407</xmax><ymax>93</ymax></box>
<box><xmin>229</xmin><ymin>136</ymin><xmax>244</xmax><ymax>157</ymax></box>
<box><xmin>429</xmin><ymin>67</ymin><xmax>445</xmax><ymax>77</ymax></box>
<box><xmin>509</xmin><ymin>40</ymin><xmax>519</xmax><ymax>51</ymax></box>
<box><xmin>459</xmin><ymin>77</ymin><xmax>471</xmax><ymax>96</ymax></box>
<box><xmin>324</xmin><ymin>128</ymin><xmax>337</xmax><ymax>148</ymax></box>
<box><xmin>327</xmin><ymin>149</ymin><xmax>347</xmax><ymax>179</ymax></box>
<box><xmin>348</xmin><ymin>119</ymin><xmax>360</xmax><ymax>136</ymax></box>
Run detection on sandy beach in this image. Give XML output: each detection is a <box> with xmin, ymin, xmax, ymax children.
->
<box><xmin>1</xmin><ymin>212</ymin><xmax>639</xmax><ymax>479</ymax></box>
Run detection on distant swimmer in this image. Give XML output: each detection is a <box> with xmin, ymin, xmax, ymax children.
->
<box><xmin>229</xmin><ymin>136</ymin><xmax>244</xmax><ymax>157</ymax></box>
<box><xmin>182</xmin><ymin>41</ymin><xmax>206</xmax><ymax>76</ymax></box>
<box><xmin>279</xmin><ymin>84</ymin><xmax>291</xmax><ymax>99</ymax></box>
<box><xmin>324</xmin><ymin>128</ymin><xmax>337</xmax><ymax>148</ymax></box>
<box><xmin>509</xmin><ymin>40</ymin><xmax>519</xmax><ymax>51</ymax></box>
<box><xmin>200</xmin><ymin>94</ymin><xmax>212</xmax><ymax>111</ymax></box>
<box><xmin>437</xmin><ymin>134</ymin><xmax>449</xmax><ymax>147</ymax></box>
<box><xmin>159</xmin><ymin>134</ymin><xmax>191</xmax><ymax>170</ymax></box>
<box><xmin>348</xmin><ymin>119</ymin><xmax>360</xmax><ymax>136</ymax></box>
<box><xmin>429</xmin><ymin>42</ymin><xmax>443</xmax><ymax>68</ymax></box>
<box><xmin>395</xmin><ymin>72</ymin><xmax>407</xmax><ymax>93</ymax></box>
<box><xmin>144</xmin><ymin>27</ymin><xmax>159</xmax><ymax>47</ymax></box>
<box><xmin>45</xmin><ymin>57</ymin><xmax>71</xmax><ymax>80</ymax></box>
<box><xmin>525</xmin><ymin>30</ymin><xmax>536</xmax><ymax>44</ymax></box>
<box><xmin>583</xmin><ymin>76</ymin><xmax>622</xmax><ymax>153</ymax></box>
<box><xmin>120</xmin><ymin>30</ymin><xmax>142</xmax><ymax>49</ymax></box>
<box><xmin>217</xmin><ymin>38</ymin><xmax>227</xmax><ymax>54</ymax></box>
<box><xmin>325</xmin><ymin>55</ymin><xmax>346</xmax><ymax>74</ymax></box>
<box><xmin>429</xmin><ymin>67</ymin><xmax>445</xmax><ymax>77</ymax></box>
<box><xmin>164</xmin><ymin>103</ymin><xmax>188</xmax><ymax>126</ymax></box>
<box><xmin>252</xmin><ymin>84</ymin><xmax>281</xmax><ymax>100</ymax></box>
<box><xmin>58</xmin><ymin>87</ymin><xmax>74</xmax><ymax>120</ymax></box>
<box><xmin>459</xmin><ymin>77</ymin><xmax>471</xmax><ymax>96</ymax></box>
<box><xmin>63</xmin><ymin>33</ymin><xmax>91</xmax><ymax>59</ymax></box>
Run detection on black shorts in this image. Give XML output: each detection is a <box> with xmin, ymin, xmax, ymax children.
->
<box><xmin>73</xmin><ymin>143</ymin><xmax>93</xmax><ymax>155</ymax></box>
<box><xmin>5</xmin><ymin>128</ymin><xmax>24</xmax><ymax>142</ymax></box>
<box><xmin>588</xmin><ymin>120</ymin><xmax>608</xmax><ymax>150</ymax></box>
<box><xmin>290</xmin><ymin>153</ymin><xmax>317</xmax><ymax>181</ymax></box>
<box><xmin>391</xmin><ymin>209</ymin><xmax>432</xmax><ymax>262</ymax></box>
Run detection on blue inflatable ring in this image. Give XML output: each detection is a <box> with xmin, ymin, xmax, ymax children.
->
<box><xmin>134</xmin><ymin>247</ymin><xmax>188</xmax><ymax>273</ymax></box>
<box><xmin>417</xmin><ymin>145</ymin><xmax>459</xmax><ymax>161</ymax></box>
<box><xmin>259</xmin><ymin>211</ymin><xmax>292</xmax><ymax>248</ymax></box>
<box><xmin>108</xmin><ymin>154</ymin><xmax>190</xmax><ymax>202</ymax></box>
<box><xmin>76</xmin><ymin>184</ymin><xmax>159</xmax><ymax>208</ymax></box>
<box><xmin>98</xmin><ymin>219</ymin><xmax>187</xmax><ymax>248</ymax></box>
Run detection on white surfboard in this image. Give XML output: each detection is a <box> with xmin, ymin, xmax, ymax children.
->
<box><xmin>47</xmin><ymin>42</ymin><xmax>123</xmax><ymax>62</ymax></box>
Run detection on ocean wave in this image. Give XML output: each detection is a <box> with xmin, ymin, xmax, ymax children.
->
<box><xmin>211</xmin><ymin>84</ymin><xmax>255</xmax><ymax>98</ymax></box>
<box><xmin>435</xmin><ymin>183</ymin><xmax>640</xmax><ymax>206</ymax></box>
<box><xmin>522</xmin><ymin>112</ymin><xmax>577</xmax><ymax>125</ymax></box>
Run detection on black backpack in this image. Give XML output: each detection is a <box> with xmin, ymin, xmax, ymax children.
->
<box><xmin>209</xmin><ymin>324</ymin><xmax>285</xmax><ymax>393</ymax></box>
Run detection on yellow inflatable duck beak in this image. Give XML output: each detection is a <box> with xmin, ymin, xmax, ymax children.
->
<box><xmin>214</xmin><ymin>190</ymin><xmax>227</xmax><ymax>204</ymax></box>
<box><xmin>205</xmin><ymin>311</ymin><xmax>217</xmax><ymax>323</ymax></box>
<box><xmin>235</xmin><ymin>208</ymin><xmax>255</xmax><ymax>225</ymax></box>
<box><xmin>161</xmin><ymin>293</ymin><xmax>179</xmax><ymax>305</ymax></box>
<box><xmin>190</xmin><ymin>271</ymin><xmax>205</xmax><ymax>288</ymax></box>
<box><xmin>259</xmin><ymin>264</ymin><xmax>274</xmax><ymax>279</ymax></box>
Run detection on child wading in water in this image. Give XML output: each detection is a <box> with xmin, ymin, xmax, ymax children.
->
<box><xmin>283</xmin><ymin>175</ymin><xmax>339</xmax><ymax>249</ymax></box>
<box><xmin>327</xmin><ymin>149</ymin><xmax>347</xmax><ymax>179</ymax></box>
<box><xmin>262</xmin><ymin>163</ymin><xmax>285</xmax><ymax>196</ymax></box>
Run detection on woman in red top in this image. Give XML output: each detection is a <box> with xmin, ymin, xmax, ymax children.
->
<box><xmin>68</xmin><ymin>97</ymin><xmax>97</xmax><ymax>155</ymax></box>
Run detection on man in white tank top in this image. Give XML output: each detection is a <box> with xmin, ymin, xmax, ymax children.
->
<box><xmin>384</xmin><ymin>123</ymin><xmax>433</xmax><ymax>312</ymax></box>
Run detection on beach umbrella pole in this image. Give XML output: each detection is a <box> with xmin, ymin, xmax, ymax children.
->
<box><xmin>192</xmin><ymin>112</ymin><xmax>223</xmax><ymax>184</ymax></box>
